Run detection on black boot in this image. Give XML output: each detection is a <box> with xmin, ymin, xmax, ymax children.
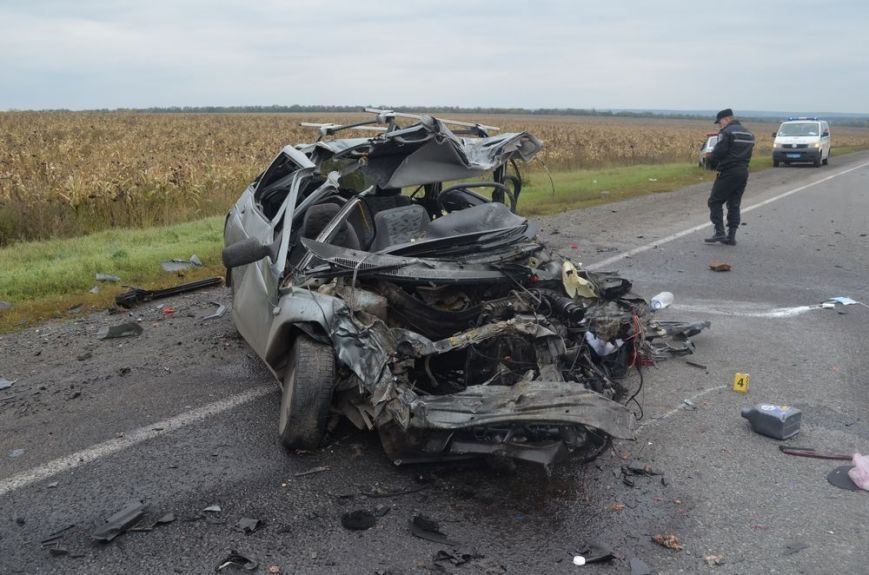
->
<box><xmin>705</xmin><ymin>226</ymin><xmax>726</xmax><ymax>243</ymax></box>
<box><xmin>722</xmin><ymin>228</ymin><xmax>737</xmax><ymax>245</ymax></box>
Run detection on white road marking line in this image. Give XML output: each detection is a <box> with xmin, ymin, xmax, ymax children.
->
<box><xmin>587</xmin><ymin>160</ymin><xmax>869</xmax><ymax>271</ymax></box>
<box><xmin>671</xmin><ymin>303</ymin><xmax>824</xmax><ymax>319</ymax></box>
<box><xmin>636</xmin><ymin>385</ymin><xmax>728</xmax><ymax>432</ymax></box>
<box><xmin>0</xmin><ymin>385</ymin><xmax>275</xmax><ymax>497</ymax></box>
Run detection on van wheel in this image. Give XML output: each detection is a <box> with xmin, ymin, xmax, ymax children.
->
<box><xmin>822</xmin><ymin>151</ymin><xmax>829</xmax><ymax>165</ymax></box>
<box><xmin>773</xmin><ymin>160</ymin><xmax>780</xmax><ymax>167</ymax></box>
<box><xmin>278</xmin><ymin>335</ymin><xmax>336</xmax><ymax>450</ymax></box>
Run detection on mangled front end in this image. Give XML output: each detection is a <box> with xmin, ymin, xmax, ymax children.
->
<box><xmin>270</xmin><ymin>235</ymin><xmax>702</xmax><ymax>469</ymax></box>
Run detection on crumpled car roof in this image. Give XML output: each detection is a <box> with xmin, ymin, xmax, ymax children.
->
<box><xmin>296</xmin><ymin>118</ymin><xmax>542</xmax><ymax>188</ymax></box>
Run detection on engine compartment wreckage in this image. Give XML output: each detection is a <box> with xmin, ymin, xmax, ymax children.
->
<box><xmin>222</xmin><ymin>109</ymin><xmax>709</xmax><ymax>469</ymax></box>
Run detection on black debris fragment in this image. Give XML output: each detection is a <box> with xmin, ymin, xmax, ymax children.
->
<box><xmin>115</xmin><ymin>276</ymin><xmax>223</xmax><ymax>308</ymax></box>
<box><xmin>216</xmin><ymin>550</ymin><xmax>258</xmax><ymax>572</ymax></box>
<box><xmin>40</xmin><ymin>524</ymin><xmax>75</xmax><ymax>545</ymax></box>
<box><xmin>341</xmin><ymin>510</ymin><xmax>376</xmax><ymax>531</ymax></box>
<box><xmin>410</xmin><ymin>514</ymin><xmax>459</xmax><ymax>546</ymax></box>
<box><xmin>96</xmin><ymin>322</ymin><xmax>143</xmax><ymax>340</ymax></box>
<box><xmin>92</xmin><ymin>500</ymin><xmax>148</xmax><ymax>542</ymax></box>
<box><xmin>783</xmin><ymin>542</ymin><xmax>809</xmax><ymax>556</ymax></box>
<box><xmin>827</xmin><ymin>465</ymin><xmax>861</xmax><ymax>491</ymax></box>
<box><xmin>294</xmin><ymin>466</ymin><xmax>329</xmax><ymax>477</ymax></box>
<box><xmin>235</xmin><ymin>517</ymin><xmax>261</xmax><ymax>534</ymax></box>
<box><xmin>47</xmin><ymin>545</ymin><xmax>69</xmax><ymax>556</ymax></box>
<box><xmin>623</xmin><ymin>463</ymin><xmax>663</xmax><ymax>477</ymax></box>
<box><xmin>576</xmin><ymin>541</ymin><xmax>614</xmax><ymax>563</ymax></box>
<box><xmin>433</xmin><ymin>548</ymin><xmax>483</xmax><ymax>566</ymax></box>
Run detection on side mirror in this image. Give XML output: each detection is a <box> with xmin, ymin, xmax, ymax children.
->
<box><xmin>822</xmin><ymin>131</ymin><xmax>830</xmax><ymax>137</ymax></box>
<box><xmin>222</xmin><ymin>238</ymin><xmax>276</xmax><ymax>269</ymax></box>
<box><xmin>771</xmin><ymin>132</ymin><xmax>777</xmax><ymax>138</ymax></box>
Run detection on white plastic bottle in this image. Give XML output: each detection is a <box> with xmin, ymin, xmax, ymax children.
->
<box><xmin>650</xmin><ymin>291</ymin><xmax>674</xmax><ymax>311</ymax></box>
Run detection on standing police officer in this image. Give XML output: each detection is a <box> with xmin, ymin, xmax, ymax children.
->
<box><xmin>705</xmin><ymin>108</ymin><xmax>755</xmax><ymax>245</ymax></box>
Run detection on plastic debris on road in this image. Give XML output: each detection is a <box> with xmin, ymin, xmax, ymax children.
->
<box><xmin>92</xmin><ymin>500</ymin><xmax>147</xmax><ymax>542</ymax></box>
<box><xmin>217</xmin><ymin>550</ymin><xmax>258</xmax><ymax>572</ymax></box>
<box><xmin>826</xmin><ymin>296</ymin><xmax>858</xmax><ymax>306</ymax></box>
<box><xmin>96</xmin><ymin>322</ymin><xmax>143</xmax><ymax>340</ymax></box>
<box><xmin>650</xmin><ymin>291</ymin><xmax>673</xmax><ymax>310</ymax></box>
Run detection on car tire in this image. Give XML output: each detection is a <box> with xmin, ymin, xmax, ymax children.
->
<box><xmin>822</xmin><ymin>150</ymin><xmax>829</xmax><ymax>165</ymax></box>
<box><xmin>278</xmin><ymin>334</ymin><xmax>336</xmax><ymax>450</ymax></box>
<box><xmin>813</xmin><ymin>155</ymin><xmax>821</xmax><ymax>168</ymax></box>
<box><xmin>773</xmin><ymin>160</ymin><xmax>780</xmax><ymax>167</ymax></box>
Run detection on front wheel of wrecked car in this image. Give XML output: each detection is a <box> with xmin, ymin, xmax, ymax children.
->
<box><xmin>278</xmin><ymin>335</ymin><xmax>336</xmax><ymax>450</ymax></box>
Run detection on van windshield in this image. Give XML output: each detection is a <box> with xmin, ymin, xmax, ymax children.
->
<box><xmin>778</xmin><ymin>122</ymin><xmax>820</xmax><ymax>137</ymax></box>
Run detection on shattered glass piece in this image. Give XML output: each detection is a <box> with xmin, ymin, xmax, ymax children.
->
<box><xmin>0</xmin><ymin>377</ymin><xmax>15</xmax><ymax>390</ymax></box>
<box><xmin>203</xmin><ymin>504</ymin><xmax>222</xmax><ymax>513</ymax></box>
<box><xmin>96</xmin><ymin>322</ymin><xmax>143</xmax><ymax>340</ymax></box>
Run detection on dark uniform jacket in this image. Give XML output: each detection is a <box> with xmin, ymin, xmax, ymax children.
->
<box><xmin>710</xmin><ymin>120</ymin><xmax>755</xmax><ymax>172</ymax></box>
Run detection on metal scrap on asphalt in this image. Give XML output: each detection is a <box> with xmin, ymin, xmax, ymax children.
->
<box><xmin>92</xmin><ymin>500</ymin><xmax>148</xmax><ymax>542</ymax></box>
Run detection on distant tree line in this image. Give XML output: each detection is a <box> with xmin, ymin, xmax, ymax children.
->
<box><xmin>14</xmin><ymin>104</ymin><xmax>869</xmax><ymax>127</ymax></box>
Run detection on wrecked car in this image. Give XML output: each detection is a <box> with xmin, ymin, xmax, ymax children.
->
<box><xmin>222</xmin><ymin>109</ymin><xmax>706</xmax><ymax>468</ymax></box>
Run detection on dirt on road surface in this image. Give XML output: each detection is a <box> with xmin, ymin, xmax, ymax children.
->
<box><xmin>2</xmin><ymin>153</ymin><xmax>868</xmax><ymax>574</ymax></box>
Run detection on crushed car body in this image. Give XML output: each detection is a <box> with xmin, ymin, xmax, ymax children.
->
<box><xmin>222</xmin><ymin>109</ymin><xmax>708</xmax><ymax>469</ymax></box>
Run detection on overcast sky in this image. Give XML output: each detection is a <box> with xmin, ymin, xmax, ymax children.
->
<box><xmin>1</xmin><ymin>0</ymin><xmax>867</xmax><ymax>112</ymax></box>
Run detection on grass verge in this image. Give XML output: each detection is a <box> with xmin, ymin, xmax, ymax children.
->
<box><xmin>3</xmin><ymin>147</ymin><xmax>867</xmax><ymax>332</ymax></box>
<box><xmin>0</xmin><ymin>217</ymin><xmax>224</xmax><ymax>332</ymax></box>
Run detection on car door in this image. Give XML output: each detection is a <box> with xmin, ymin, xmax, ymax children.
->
<box><xmin>229</xmin><ymin>149</ymin><xmax>314</xmax><ymax>357</ymax></box>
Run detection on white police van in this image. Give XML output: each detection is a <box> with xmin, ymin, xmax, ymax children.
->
<box><xmin>772</xmin><ymin>117</ymin><xmax>830</xmax><ymax>167</ymax></box>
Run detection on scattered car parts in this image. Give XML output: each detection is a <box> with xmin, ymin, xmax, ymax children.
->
<box><xmin>115</xmin><ymin>277</ymin><xmax>224</xmax><ymax>308</ymax></box>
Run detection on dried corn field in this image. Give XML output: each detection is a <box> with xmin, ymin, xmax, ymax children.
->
<box><xmin>2</xmin><ymin>111</ymin><xmax>869</xmax><ymax>244</ymax></box>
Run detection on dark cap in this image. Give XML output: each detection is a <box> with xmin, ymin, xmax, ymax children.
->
<box><xmin>715</xmin><ymin>108</ymin><xmax>734</xmax><ymax>124</ymax></box>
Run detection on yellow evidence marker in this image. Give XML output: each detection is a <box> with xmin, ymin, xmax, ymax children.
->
<box><xmin>732</xmin><ymin>372</ymin><xmax>750</xmax><ymax>393</ymax></box>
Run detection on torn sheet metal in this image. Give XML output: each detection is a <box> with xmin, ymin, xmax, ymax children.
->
<box><xmin>409</xmin><ymin>380</ymin><xmax>635</xmax><ymax>440</ymax></box>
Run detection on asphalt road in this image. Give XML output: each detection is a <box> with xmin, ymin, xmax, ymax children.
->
<box><xmin>1</xmin><ymin>152</ymin><xmax>867</xmax><ymax>574</ymax></box>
